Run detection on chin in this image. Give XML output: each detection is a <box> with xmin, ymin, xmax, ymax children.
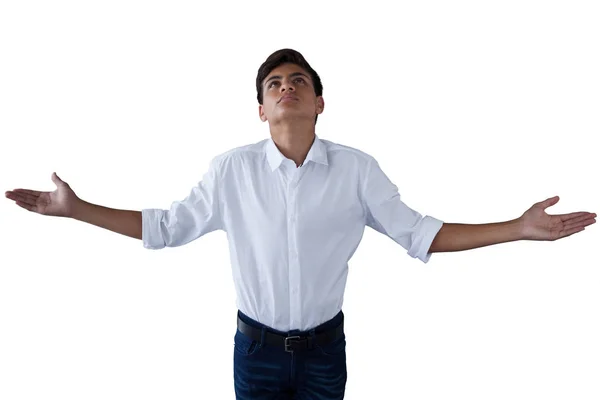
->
<box><xmin>276</xmin><ymin>111</ymin><xmax>312</xmax><ymax>121</ymax></box>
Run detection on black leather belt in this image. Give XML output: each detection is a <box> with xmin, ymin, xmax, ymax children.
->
<box><xmin>237</xmin><ymin>315</ymin><xmax>344</xmax><ymax>353</ymax></box>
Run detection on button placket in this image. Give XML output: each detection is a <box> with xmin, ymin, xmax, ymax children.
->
<box><xmin>287</xmin><ymin>176</ymin><xmax>302</xmax><ymax>328</ymax></box>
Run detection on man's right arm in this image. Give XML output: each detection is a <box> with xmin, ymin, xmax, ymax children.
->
<box><xmin>71</xmin><ymin>199</ymin><xmax>142</xmax><ymax>240</ymax></box>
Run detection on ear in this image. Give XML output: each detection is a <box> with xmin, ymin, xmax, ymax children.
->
<box><xmin>316</xmin><ymin>96</ymin><xmax>325</xmax><ymax>115</ymax></box>
<box><xmin>258</xmin><ymin>104</ymin><xmax>267</xmax><ymax>122</ymax></box>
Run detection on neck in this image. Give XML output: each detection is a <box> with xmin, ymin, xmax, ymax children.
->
<box><xmin>269</xmin><ymin>119</ymin><xmax>315</xmax><ymax>168</ymax></box>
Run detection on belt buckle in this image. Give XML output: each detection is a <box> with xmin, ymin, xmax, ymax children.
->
<box><xmin>285</xmin><ymin>335</ymin><xmax>301</xmax><ymax>353</ymax></box>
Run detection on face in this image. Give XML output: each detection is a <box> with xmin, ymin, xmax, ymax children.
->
<box><xmin>259</xmin><ymin>63</ymin><xmax>324</xmax><ymax>124</ymax></box>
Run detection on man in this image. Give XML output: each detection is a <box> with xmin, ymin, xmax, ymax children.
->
<box><xmin>5</xmin><ymin>48</ymin><xmax>596</xmax><ymax>399</ymax></box>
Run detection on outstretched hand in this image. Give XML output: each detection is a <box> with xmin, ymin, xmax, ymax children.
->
<box><xmin>519</xmin><ymin>196</ymin><xmax>596</xmax><ymax>241</ymax></box>
<box><xmin>5</xmin><ymin>172</ymin><xmax>80</xmax><ymax>217</ymax></box>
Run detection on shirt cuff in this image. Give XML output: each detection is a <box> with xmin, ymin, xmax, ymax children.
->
<box><xmin>407</xmin><ymin>216</ymin><xmax>444</xmax><ymax>263</ymax></box>
<box><xmin>142</xmin><ymin>208</ymin><xmax>166</xmax><ymax>249</ymax></box>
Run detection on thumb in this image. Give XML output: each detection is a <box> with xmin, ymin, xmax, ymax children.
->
<box><xmin>539</xmin><ymin>195</ymin><xmax>560</xmax><ymax>209</ymax></box>
<box><xmin>51</xmin><ymin>172</ymin><xmax>64</xmax><ymax>185</ymax></box>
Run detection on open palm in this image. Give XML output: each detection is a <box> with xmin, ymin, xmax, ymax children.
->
<box><xmin>520</xmin><ymin>196</ymin><xmax>596</xmax><ymax>241</ymax></box>
<box><xmin>5</xmin><ymin>172</ymin><xmax>79</xmax><ymax>217</ymax></box>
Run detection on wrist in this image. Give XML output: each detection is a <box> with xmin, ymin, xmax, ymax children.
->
<box><xmin>515</xmin><ymin>216</ymin><xmax>527</xmax><ymax>240</ymax></box>
<box><xmin>69</xmin><ymin>197</ymin><xmax>87</xmax><ymax>220</ymax></box>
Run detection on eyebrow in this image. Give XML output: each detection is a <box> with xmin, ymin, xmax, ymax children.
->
<box><xmin>264</xmin><ymin>72</ymin><xmax>310</xmax><ymax>87</ymax></box>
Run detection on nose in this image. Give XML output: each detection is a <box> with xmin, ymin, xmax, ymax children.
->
<box><xmin>280</xmin><ymin>79</ymin><xmax>296</xmax><ymax>92</ymax></box>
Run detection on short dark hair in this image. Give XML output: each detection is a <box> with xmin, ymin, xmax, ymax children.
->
<box><xmin>256</xmin><ymin>48</ymin><xmax>323</xmax><ymax>124</ymax></box>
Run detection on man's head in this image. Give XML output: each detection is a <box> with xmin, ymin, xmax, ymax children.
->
<box><xmin>256</xmin><ymin>49</ymin><xmax>324</xmax><ymax>126</ymax></box>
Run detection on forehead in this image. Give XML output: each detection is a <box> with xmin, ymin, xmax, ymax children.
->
<box><xmin>264</xmin><ymin>63</ymin><xmax>311</xmax><ymax>81</ymax></box>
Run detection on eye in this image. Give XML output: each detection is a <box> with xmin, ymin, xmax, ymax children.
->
<box><xmin>268</xmin><ymin>81</ymin><xmax>279</xmax><ymax>89</ymax></box>
<box><xmin>294</xmin><ymin>77</ymin><xmax>305</xmax><ymax>84</ymax></box>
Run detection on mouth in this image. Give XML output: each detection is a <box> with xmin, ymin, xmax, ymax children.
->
<box><xmin>278</xmin><ymin>95</ymin><xmax>299</xmax><ymax>103</ymax></box>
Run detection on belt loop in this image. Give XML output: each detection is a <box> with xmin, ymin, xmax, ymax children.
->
<box><xmin>260</xmin><ymin>326</ymin><xmax>266</xmax><ymax>346</ymax></box>
<box><xmin>308</xmin><ymin>328</ymin><xmax>316</xmax><ymax>350</ymax></box>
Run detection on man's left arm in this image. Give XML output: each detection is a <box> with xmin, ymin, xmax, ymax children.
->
<box><xmin>429</xmin><ymin>196</ymin><xmax>596</xmax><ymax>253</ymax></box>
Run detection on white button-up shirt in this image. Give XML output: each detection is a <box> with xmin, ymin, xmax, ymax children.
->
<box><xmin>142</xmin><ymin>135</ymin><xmax>444</xmax><ymax>331</ymax></box>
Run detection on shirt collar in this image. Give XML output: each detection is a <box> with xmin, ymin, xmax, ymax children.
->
<box><xmin>265</xmin><ymin>134</ymin><xmax>328</xmax><ymax>172</ymax></box>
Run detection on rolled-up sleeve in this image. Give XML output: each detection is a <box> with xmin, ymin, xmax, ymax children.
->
<box><xmin>362</xmin><ymin>157</ymin><xmax>444</xmax><ymax>263</ymax></box>
<box><xmin>142</xmin><ymin>156</ymin><xmax>224</xmax><ymax>250</ymax></box>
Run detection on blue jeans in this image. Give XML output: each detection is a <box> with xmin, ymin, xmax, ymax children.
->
<box><xmin>233</xmin><ymin>310</ymin><xmax>347</xmax><ymax>399</ymax></box>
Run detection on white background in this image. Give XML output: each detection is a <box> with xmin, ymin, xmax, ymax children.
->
<box><xmin>1</xmin><ymin>1</ymin><xmax>598</xmax><ymax>399</ymax></box>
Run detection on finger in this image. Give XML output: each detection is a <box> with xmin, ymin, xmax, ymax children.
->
<box><xmin>573</xmin><ymin>215</ymin><xmax>595</xmax><ymax>225</ymax></box>
<box><xmin>563</xmin><ymin>218</ymin><xmax>595</xmax><ymax>232</ymax></box>
<box><xmin>560</xmin><ymin>213</ymin><xmax>596</xmax><ymax>224</ymax></box>
<box><xmin>559</xmin><ymin>226</ymin><xmax>586</xmax><ymax>239</ymax></box>
<box><xmin>558</xmin><ymin>212</ymin><xmax>591</xmax><ymax>221</ymax></box>
<box><xmin>6</xmin><ymin>191</ymin><xmax>38</xmax><ymax>207</ymax></box>
<box><xmin>15</xmin><ymin>200</ymin><xmax>37</xmax><ymax>212</ymax></box>
<box><xmin>12</xmin><ymin>188</ymin><xmax>43</xmax><ymax>196</ymax></box>
<box><xmin>6</xmin><ymin>190</ymin><xmax>34</xmax><ymax>203</ymax></box>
